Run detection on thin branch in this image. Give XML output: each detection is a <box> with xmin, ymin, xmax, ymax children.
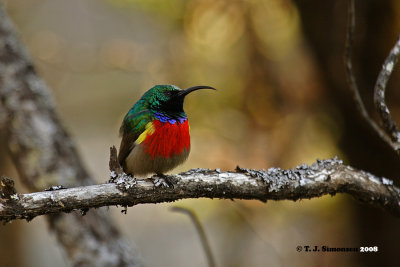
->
<box><xmin>374</xmin><ymin>34</ymin><xmax>400</xmax><ymax>152</ymax></box>
<box><xmin>171</xmin><ymin>207</ymin><xmax>216</xmax><ymax>267</ymax></box>
<box><xmin>0</xmin><ymin>5</ymin><xmax>141</xmax><ymax>267</ymax></box>
<box><xmin>344</xmin><ymin>0</ymin><xmax>395</xmax><ymax>149</ymax></box>
<box><xmin>1</xmin><ymin>158</ymin><xmax>400</xmax><ymax>222</ymax></box>
<box><xmin>0</xmin><ymin>176</ymin><xmax>17</xmax><ymax>200</ymax></box>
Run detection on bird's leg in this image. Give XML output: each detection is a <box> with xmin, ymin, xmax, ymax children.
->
<box><xmin>151</xmin><ymin>173</ymin><xmax>174</xmax><ymax>188</ymax></box>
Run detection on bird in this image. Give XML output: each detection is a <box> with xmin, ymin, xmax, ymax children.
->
<box><xmin>118</xmin><ymin>84</ymin><xmax>215</xmax><ymax>185</ymax></box>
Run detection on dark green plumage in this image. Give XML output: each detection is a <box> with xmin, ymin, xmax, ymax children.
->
<box><xmin>120</xmin><ymin>85</ymin><xmax>181</xmax><ymax>136</ymax></box>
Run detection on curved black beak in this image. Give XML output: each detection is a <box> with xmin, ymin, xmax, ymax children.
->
<box><xmin>177</xmin><ymin>85</ymin><xmax>216</xmax><ymax>98</ymax></box>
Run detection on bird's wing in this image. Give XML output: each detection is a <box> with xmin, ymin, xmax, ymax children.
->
<box><xmin>118</xmin><ymin>132</ymin><xmax>137</xmax><ymax>167</ymax></box>
<box><xmin>118</xmin><ymin>109</ymin><xmax>152</xmax><ymax>166</ymax></box>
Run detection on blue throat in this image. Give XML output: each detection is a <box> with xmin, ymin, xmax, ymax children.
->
<box><xmin>154</xmin><ymin>111</ymin><xmax>187</xmax><ymax>124</ymax></box>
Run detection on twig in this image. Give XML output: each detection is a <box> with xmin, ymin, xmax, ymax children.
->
<box><xmin>0</xmin><ymin>176</ymin><xmax>17</xmax><ymax>200</ymax></box>
<box><xmin>171</xmin><ymin>207</ymin><xmax>216</xmax><ymax>267</ymax></box>
<box><xmin>344</xmin><ymin>0</ymin><xmax>394</xmax><ymax>149</ymax></box>
<box><xmin>109</xmin><ymin>146</ymin><xmax>124</xmax><ymax>183</ymax></box>
<box><xmin>374</xmin><ymin>34</ymin><xmax>400</xmax><ymax>152</ymax></box>
<box><xmin>1</xmin><ymin>158</ymin><xmax>400</xmax><ymax>222</ymax></box>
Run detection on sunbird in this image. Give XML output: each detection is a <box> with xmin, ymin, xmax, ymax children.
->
<box><xmin>118</xmin><ymin>85</ymin><xmax>215</xmax><ymax>183</ymax></box>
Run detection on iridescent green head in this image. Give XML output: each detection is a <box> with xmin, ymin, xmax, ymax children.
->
<box><xmin>121</xmin><ymin>84</ymin><xmax>215</xmax><ymax>137</ymax></box>
<box><xmin>142</xmin><ymin>84</ymin><xmax>215</xmax><ymax>114</ymax></box>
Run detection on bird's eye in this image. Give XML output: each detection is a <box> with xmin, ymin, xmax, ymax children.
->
<box><xmin>163</xmin><ymin>91</ymin><xmax>171</xmax><ymax>97</ymax></box>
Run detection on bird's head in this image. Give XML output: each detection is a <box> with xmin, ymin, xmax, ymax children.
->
<box><xmin>144</xmin><ymin>85</ymin><xmax>215</xmax><ymax>114</ymax></box>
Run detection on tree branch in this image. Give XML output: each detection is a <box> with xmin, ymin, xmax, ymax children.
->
<box><xmin>171</xmin><ymin>207</ymin><xmax>216</xmax><ymax>267</ymax></box>
<box><xmin>1</xmin><ymin>157</ymin><xmax>399</xmax><ymax>221</ymax></box>
<box><xmin>0</xmin><ymin>176</ymin><xmax>17</xmax><ymax>200</ymax></box>
<box><xmin>344</xmin><ymin>0</ymin><xmax>395</xmax><ymax>150</ymax></box>
<box><xmin>344</xmin><ymin>0</ymin><xmax>400</xmax><ymax>154</ymax></box>
<box><xmin>374</xmin><ymin>34</ymin><xmax>400</xmax><ymax>151</ymax></box>
<box><xmin>0</xmin><ymin>5</ymin><xmax>141</xmax><ymax>267</ymax></box>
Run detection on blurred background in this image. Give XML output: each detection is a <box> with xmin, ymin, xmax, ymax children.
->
<box><xmin>0</xmin><ymin>0</ymin><xmax>399</xmax><ymax>266</ymax></box>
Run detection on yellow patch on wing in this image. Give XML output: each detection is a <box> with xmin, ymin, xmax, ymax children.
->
<box><xmin>135</xmin><ymin>122</ymin><xmax>155</xmax><ymax>144</ymax></box>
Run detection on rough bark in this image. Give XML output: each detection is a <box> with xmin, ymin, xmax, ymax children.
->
<box><xmin>1</xmin><ymin>157</ymin><xmax>399</xmax><ymax>222</ymax></box>
<box><xmin>0</xmin><ymin>5</ymin><xmax>141</xmax><ymax>267</ymax></box>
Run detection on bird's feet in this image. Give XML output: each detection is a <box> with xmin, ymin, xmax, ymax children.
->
<box><xmin>151</xmin><ymin>174</ymin><xmax>174</xmax><ymax>188</ymax></box>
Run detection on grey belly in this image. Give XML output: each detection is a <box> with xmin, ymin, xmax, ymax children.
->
<box><xmin>124</xmin><ymin>143</ymin><xmax>190</xmax><ymax>176</ymax></box>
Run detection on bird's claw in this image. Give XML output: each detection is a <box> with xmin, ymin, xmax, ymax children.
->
<box><xmin>151</xmin><ymin>175</ymin><xmax>174</xmax><ymax>188</ymax></box>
